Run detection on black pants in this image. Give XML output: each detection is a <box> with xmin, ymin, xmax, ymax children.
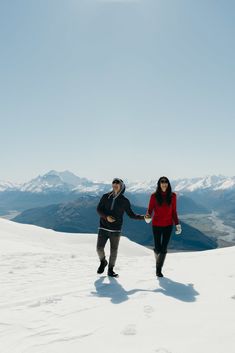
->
<box><xmin>152</xmin><ymin>225</ymin><xmax>173</xmax><ymax>254</ymax></box>
<box><xmin>96</xmin><ymin>229</ymin><xmax>121</xmax><ymax>268</ymax></box>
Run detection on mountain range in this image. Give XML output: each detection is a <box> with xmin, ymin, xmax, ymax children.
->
<box><xmin>1</xmin><ymin>170</ymin><xmax>235</xmax><ymax>215</ymax></box>
<box><xmin>1</xmin><ymin>170</ymin><xmax>234</xmax><ymax>250</ymax></box>
<box><xmin>1</xmin><ymin>170</ymin><xmax>235</xmax><ymax>194</ymax></box>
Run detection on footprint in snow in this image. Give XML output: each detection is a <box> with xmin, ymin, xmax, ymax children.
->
<box><xmin>121</xmin><ymin>324</ymin><xmax>137</xmax><ymax>336</ymax></box>
<box><xmin>144</xmin><ymin>305</ymin><xmax>154</xmax><ymax>318</ymax></box>
<box><xmin>29</xmin><ymin>296</ymin><xmax>62</xmax><ymax>308</ymax></box>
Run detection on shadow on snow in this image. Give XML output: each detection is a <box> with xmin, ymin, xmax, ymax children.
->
<box><xmin>91</xmin><ymin>276</ymin><xmax>199</xmax><ymax>304</ymax></box>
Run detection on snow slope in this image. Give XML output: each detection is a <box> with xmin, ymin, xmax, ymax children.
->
<box><xmin>0</xmin><ymin>218</ymin><xmax>235</xmax><ymax>353</ymax></box>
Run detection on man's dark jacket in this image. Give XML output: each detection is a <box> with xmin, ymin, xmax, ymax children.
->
<box><xmin>97</xmin><ymin>192</ymin><xmax>144</xmax><ymax>231</ymax></box>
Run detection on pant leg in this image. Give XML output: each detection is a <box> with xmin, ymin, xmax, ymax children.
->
<box><xmin>161</xmin><ymin>225</ymin><xmax>173</xmax><ymax>253</ymax></box>
<box><xmin>108</xmin><ymin>232</ymin><xmax>121</xmax><ymax>268</ymax></box>
<box><xmin>152</xmin><ymin>226</ymin><xmax>163</xmax><ymax>254</ymax></box>
<box><xmin>96</xmin><ymin>229</ymin><xmax>109</xmax><ymax>261</ymax></box>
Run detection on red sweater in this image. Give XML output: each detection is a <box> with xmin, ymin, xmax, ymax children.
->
<box><xmin>147</xmin><ymin>192</ymin><xmax>179</xmax><ymax>227</ymax></box>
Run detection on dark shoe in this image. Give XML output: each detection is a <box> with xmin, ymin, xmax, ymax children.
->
<box><xmin>156</xmin><ymin>253</ymin><xmax>166</xmax><ymax>277</ymax></box>
<box><xmin>156</xmin><ymin>267</ymin><xmax>164</xmax><ymax>277</ymax></box>
<box><xmin>97</xmin><ymin>258</ymin><xmax>108</xmax><ymax>274</ymax></box>
<box><xmin>108</xmin><ymin>267</ymin><xmax>119</xmax><ymax>278</ymax></box>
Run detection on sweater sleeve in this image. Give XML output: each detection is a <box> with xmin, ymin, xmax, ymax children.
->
<box><xmin>97</xmin><ymin>194</ymin><xmax>108</xmax><ymax>220</ymax></box>
<box><xmin>125</xmin><ymin>199</ymin><xmax>144</xmax><ymax>220</ymax></box>
<box><xmin>172</xmin><ymin>193</ymin><xmax>179</xmax><ymax>225</ymax></box>
<box><xmin>147</xmin><ymin>194</ymin><xmax>155</xmax><ymax>216</ymax></box>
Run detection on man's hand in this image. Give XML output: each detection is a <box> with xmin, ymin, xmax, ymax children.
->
<box><xmin>107</xmin><ymin>216</ymin><xmax>116</xmax><ymax>223</ymax></box>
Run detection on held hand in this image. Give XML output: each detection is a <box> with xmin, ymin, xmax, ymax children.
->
<box><xmin>144</xmin><ymin>214</ymin><xmax>152</xmax><ymax>224</ymax></box>
<box><xmin>107</xmin><ymin>216</ymin><xmax>116</xmax><ymax>223</ymax></box>
<box><xmin>175</xmin><ymin>224</ymin><xmax>182</xmax><ymax>235</ymax></box>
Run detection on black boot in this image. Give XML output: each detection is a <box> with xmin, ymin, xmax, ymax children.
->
<box><xmin>156</xmin><ymin>253</ymin><xmax>166</xmax><ymax>277</ymax></box>
<box><xmin>97</xmin><ymin>258</ymin><xmax>108</xmax><ymax>274</ymax></box>
<box><xmin>108</xmin><ymin>266</ymin><xmax>119</xmax><ymax>278</ymax></box>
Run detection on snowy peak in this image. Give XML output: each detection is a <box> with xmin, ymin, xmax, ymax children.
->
<box><xmin>172</xmin><ymin>175</ymin><xmax>235</xmax><ymax>192</ymax></box>
<box><xmin>20</xmin><ymin>173</ymin><xmax>70</xmax><ymax>193</ymax></box>
<box><xmin>19</xmin><ymin>170</ymin><xmax>94</xmax><ymax>193</ymax></box>
<box><xmin>18</xmin><ymin>170</ymin><xmax>110</xmax><ymax>194</ymax></box>
<box><xmin>0</xmin><ymin>180</ymin><xmax>20</xmax><ymax>192</ymax></box>
<box><xmin>124</xmin><ymin>175</ymin><xmax>235</xmax><ymax>193</ymax></box>
<box><xmin>45</xmin><ymin>170</ymin><xmax>89</xmax><ymax>186</ymax></box>
<box><xmin>126</xmin><ymin>180</ymin><xmax>158</xmax><ymax>193</ymax></box>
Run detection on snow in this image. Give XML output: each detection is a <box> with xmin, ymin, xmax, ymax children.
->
<box><xmin>0</xmin><ymin>218</ymin><xmax>235</xmax><ymax>353</ymax></box>
<box><xmin>173</xmin><ymin>175</ymin><xmax>235</xmax><ymax>192</ymax></box>
<box><xmin>126</xmin><ymin>180</ymin><xmax>158</xmax><ymax>193</ymax></box>
<box><xmin>214</xmin><ymin>177</ymin><xmax>235</xmax><ymax>190</ymax></box>
<box><xmin>71</xmin><ymin>184</ymin><xmax>109</xmax><ymax>194</ymax></box>
<box><xmin>0</xmin><ymin>180</ymin><xmax>20</xmax><ymax>192</ymax></box>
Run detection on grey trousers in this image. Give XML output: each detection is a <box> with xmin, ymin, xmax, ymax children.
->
<box><xmin>96</xmin><ymin>228</ymin><xmax>121</xmax><ymax>268</ymax></box>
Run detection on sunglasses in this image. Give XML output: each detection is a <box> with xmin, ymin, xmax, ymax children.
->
<box><xmin>160</xmin><ymin>179</ymin><xmax>168</xmax><ymax>184</ymax></box>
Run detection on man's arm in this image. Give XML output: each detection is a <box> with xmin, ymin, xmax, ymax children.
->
<box><xmin>125</xmin><ymin>199</ymin><xmax>145</xmax><ymax>220</ymax></box>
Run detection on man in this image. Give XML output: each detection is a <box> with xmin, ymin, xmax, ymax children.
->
<box><xmin>96</xmin><ymin>178</ymin><xmax>145</xmax><ymax>277</ymax></box>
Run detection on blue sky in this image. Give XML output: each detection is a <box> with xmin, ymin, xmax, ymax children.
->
<box><xmin>0</xmin><ymin>0</ymin><xmax>234</xmax><ymax>183</ymax></box>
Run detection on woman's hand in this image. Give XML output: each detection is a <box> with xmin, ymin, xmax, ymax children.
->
<box><xmin>107</xmin><ymin>216</ymin><xmax>116</xmax><ymax>223</ymax></box>
<box><xmin>144</xmin><ymin>214</ymin><xmax>152</xmax><ymax>224</ymax></box>
<box><xmin>175</xmin><ymin>224</ymin><xmax>182</xmax><ymax>235</ymax></box>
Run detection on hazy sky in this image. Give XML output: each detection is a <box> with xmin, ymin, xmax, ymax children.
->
<box><xmin>0</xmin><ymin>0</ymin><xmax>234</xmax><ymax>183</ymax></box>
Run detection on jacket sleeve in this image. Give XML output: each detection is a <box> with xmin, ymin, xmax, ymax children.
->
<box><xmin>125</xmin><ymin>199</ymin><xmax>144</xmax><ymax>220</ymax></box>
<box><xmin>172</xmin><ymin>193</ymin><xmax>179</xmax><ymax>225</ymax></box>
<box><xmin>147</xmin><ymin>194</ymin><xmax>155</xmax><ymax>216</ymax></box>
<box><xmin>97</xmin><ymin>194</ymin><xmax>108</xmax><ymax>220</ymax></box>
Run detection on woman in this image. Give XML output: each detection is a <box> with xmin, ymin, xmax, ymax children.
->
<box><xmin>146</xmin><ymin>176</ymin><xmax>182</xmax><ymax>277</ymax></box>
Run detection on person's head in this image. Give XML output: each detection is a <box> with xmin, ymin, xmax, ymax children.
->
<box><xmin>155</xmin><ymin>176</ymin><xmax>172</xmax><ymax>205</ymax></box>
<box><xmin>158</xmin><ymin>176</ymin><xmax>170</xmax><ymax>192</ymax></box>
<box><xmin>112</xmin><ymin>178</ymin><xmax>125</xmax><ymax>195</ymax></box>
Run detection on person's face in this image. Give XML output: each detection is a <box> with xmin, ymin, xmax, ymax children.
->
<box><xmin>112</xmin><ymin>180</ymin><xmax>121</xmax><ymax>193</ymax></box>
<box><xmin>160</xmin><ymin>179</ymin><xmax>169</xmax><ymax>192</ymax></box>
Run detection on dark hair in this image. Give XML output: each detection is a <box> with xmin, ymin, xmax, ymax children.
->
<box><xmin>155</xmin><ymin>176</ymin><xmax>172</xmax><ymax>205</ymax></box>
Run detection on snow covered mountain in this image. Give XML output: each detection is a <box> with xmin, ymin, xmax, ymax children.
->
<box><xmin>128</xmin><ymin>175</ymin><xmax>235</xmax><ymax>193</ymax></box>
<box><xmin>0</xmin><ymin>217</ymin><xmax>234</xmax><ymax>353</ymax></box>
<box><xmin>1</xmin><ymin>171</ymin><xmax>235</xmax><ymax>194</ymax></box>
<box><xmin>172</xmin><ymin>175</ymin><xmax>235</xmax><ymax>192</ymax></box>
<box><xmin>1</xmin><ymin>170</ymin><xmax>109</xmax><ymax>194</ymax></box>
<box><xmin>19</xmin><ymin>170</ymin><xmax>96</xmax><ymax>193</ymax></box>
<box><xmin>0</xmin><ymin>180</ymin><xmax>20</xmax><ymax>192</ymax></box>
